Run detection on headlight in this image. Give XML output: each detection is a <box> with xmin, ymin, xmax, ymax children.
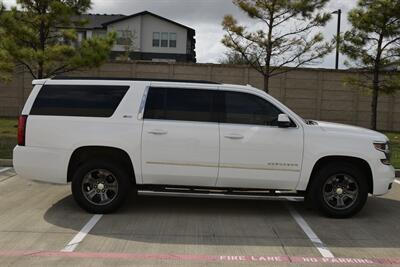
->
<box><xmin>374</xmin><ymin>142</ymin><xmax>391</xmax><ymax>165</ymax></box>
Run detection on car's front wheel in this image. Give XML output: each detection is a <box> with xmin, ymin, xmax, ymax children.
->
<box><xmin>308</xmin><ymin>162</ymin><xmax>368</xmax><ymax>218</ymax></box>
<box><xmin>71</xmin><ymin>160</ymin><xmax>130</xmax><ymax>213</ymax></box>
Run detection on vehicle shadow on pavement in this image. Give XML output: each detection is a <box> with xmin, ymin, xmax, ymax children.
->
<box><xmin>44</xmin><ymin>193</ymin><xmax>400</xmax><ymax>247</ymax></box>
<box><xmin>285</xmin><ymin>194</ymin><xmax>400</xmax><ymax>248</ymax></box>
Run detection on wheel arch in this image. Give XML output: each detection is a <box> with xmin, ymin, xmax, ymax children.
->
<box><xmin>67</xmin><ymin>146</ymin><xmax>136</xmax><ymax>184</ymax></box>
<box><xmin>306</xmin><ymin>155</ymin><xmax>373</xmax><ymax>194</ymax></box>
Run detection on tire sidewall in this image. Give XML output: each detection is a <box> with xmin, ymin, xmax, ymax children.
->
<box><xmin>71</xmin><ymin>160</ymin><xmax>130</xmax><ymax>214</ymax></box>
<box><xmin>310</xmin><ymin>163</ymin><xmax>368</xmax><ymax>218</ymax></box>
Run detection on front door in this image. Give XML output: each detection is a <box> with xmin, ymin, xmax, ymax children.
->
<box><xmin>216</xmin><ymin>90</ymin><xmax>303</xmax><ymax>190</ymax></box>
<box><xmin>141</xmin><ymin>86</ymin><xmax>219</xmax><ymax>187</ymax></box>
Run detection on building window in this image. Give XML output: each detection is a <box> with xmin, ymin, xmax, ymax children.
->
<box><xmin>116</xmin><ymin>30</ymin><xmax>133</xmax><ymax>46</ymax></box>
<box><xmin>77</xmin><ymin>32</ymin><xmax>85</xmax><ymax>43</ymax></box>
<box><xmin>93</xmin><ymin>30</ymin><xmax>107</xmax><ymax>37</ymax></box>
<box><xmin>161</xmin><ymin>32</ymin><xmax>169</xmax><ymax>47</ymax></box>
<box><xmin>169</xmin><ymin>33</ymin><xmax>176</xmax><ymax>48</ymax></box>
<box><xmin>152</xmin><ymin>32</ymin><xmax>160</xmax><ymax>47</ymax></box>
<box><xmin>65</xmin><ymin>31</ymin><xmax>86</xmax><ymax>47</ymax></box>
<box><xmin>153</xmin><ymin>32</ymin><xmax>177</xmax><ymax>48</ymax></box>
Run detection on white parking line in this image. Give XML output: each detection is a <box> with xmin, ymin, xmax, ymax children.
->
<box><xmin>286</xmin><ymin>204</ymin><xmax>334</xmax><ymax>258</ymax></box>
<box><xmin>394</xmin><ymin>179</ymin><xmax>400</xmax><ymax>185</ymax></box>
<box><xmin>61</xmin><ymin>214</ymin><xmax>103</xmax><ymax>252</ymax></box>
<box><xmin>0</xmin><ymin>167</ymin><xmax>11</xmax><ymax>173</ymax></box>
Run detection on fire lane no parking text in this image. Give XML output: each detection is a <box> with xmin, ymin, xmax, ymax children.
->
<box><xmin>0</xmin><ymin>250</ymin><xmax>399</xmax><ymax>265</ymax></box>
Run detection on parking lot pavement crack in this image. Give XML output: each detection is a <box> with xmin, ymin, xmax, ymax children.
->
<box><xmin>0</xmin><ymin>175</ymin><xmax>18</xmax><ymax>183</ymax></box>
<box><xmin>271</xmin><ymin>226</ymin><xmax>291</xmax><ymax>260</ymax></box>
<box><xmin>0</xmin><ymin>167</ymin><xmax>12</xmax><ymax>173</ymax></box>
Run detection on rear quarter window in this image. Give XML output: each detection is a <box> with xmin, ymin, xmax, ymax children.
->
<box><xmin>30</xmin><ymin>85</ymin><xmax>129</xmax><ymax>117</ymax></box>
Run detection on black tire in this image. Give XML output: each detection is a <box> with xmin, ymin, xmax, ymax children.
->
<box><xmin>307</xmin><ymin>162</ymin><xmax>368</xmax><ymax>218</ymax></box>
<box><xmin>71</xmin><ymin>159</ymin><xmax>131</xmax><ymax>214</ymax></box>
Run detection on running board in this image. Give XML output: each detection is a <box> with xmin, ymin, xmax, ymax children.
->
<box><xmin>137</xmin><ymin>190</ymin><xmax>304</xmax><ymax>201</ymax></box>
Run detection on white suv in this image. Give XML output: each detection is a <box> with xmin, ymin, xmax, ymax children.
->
<box><xmin>13</xmin><ymin>77</ymin><xmax>395</xmax><ymax>217</ymax></box>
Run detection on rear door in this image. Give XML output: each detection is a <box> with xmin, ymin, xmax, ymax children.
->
<box><xmin>141</xmin><ymin>85</ymin><xmax>219</xmax><ymax>187</ymax></box>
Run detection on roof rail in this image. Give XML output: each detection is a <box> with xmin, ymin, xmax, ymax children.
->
<box><xmin>52</xmin><ymin>76</ymin><xmax>221</xmax><ymax>85</ymax></box>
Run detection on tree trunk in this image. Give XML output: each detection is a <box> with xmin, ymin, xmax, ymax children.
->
<box><xmin>371</xmin><ymin>35</ymin><xmax>383</xmax><ymax>131</ymax></box>
<box><xmin>371</xmin><ymin>72</ymin><xmax>379</xmax><ymax>130</ymax></box>
<box><xmin>263</xmin><ymin>2</ymin><xmax>274</xmax><ymax>94</ymax></box>
<box><xmin>38</xmin><ymin>14</ymin><xmax>46</xmax><ymax>79</ymax></box>
<box><xmin>263</xmin><ymin>74</ymin><xmax>269</xmax><ymax>93</ymax></box>
<box><xmin>37</xmin><ymin>65</ymin><xmax>43</xmax><ymax>79</ymax></box>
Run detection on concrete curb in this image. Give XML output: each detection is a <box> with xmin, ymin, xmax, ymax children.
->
<box><xmin>0</xmin><ymin>159</ymin><xmax>12</xmax><ymax>167</ymax></box>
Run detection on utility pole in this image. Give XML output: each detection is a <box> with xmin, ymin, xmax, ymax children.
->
<box><xmin>332</xmin><ymin>9</ymin><xmax>342</xmax><ymax>70</ymax></box>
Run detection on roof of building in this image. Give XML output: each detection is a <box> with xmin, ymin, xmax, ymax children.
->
<box><xmin>70</xmin><ymin>11</ymin><xmax>195</xmax><ymax>34</ymax></box>
<box><xmin>102</xmin><ymin>11</ymin><xmax>195</xmax><ymax>34</ymax></box>
<box><xmin>73</xmin><ymin>13</ymin><xmax>126</xmax><ymax>29</ymax></box>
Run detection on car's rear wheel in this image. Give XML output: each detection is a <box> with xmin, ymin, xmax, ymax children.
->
<box><xmin>308</xmin><ymin>162</ymin><xmax>368</xmax><ymax>218</ymax></box>
<box><xmin>71</xmin><ymin>160</ymin><xmax>130</xmax><ymax>213</ymax></box>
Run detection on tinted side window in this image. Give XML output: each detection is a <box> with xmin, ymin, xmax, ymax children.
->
<box><xmin>144</xmin><ymin>87</ymin><xmax>216</xmax><ymax>122</ymax></box>
<box><xmin>30</xmin><ymin>85</ymin><xmax>129</xmax><ymax>117</ymax></box>
<box><xmin>143</xmin><ymin>87</ymin><xmax>166</xmax><ymax>120</ymax></box>
<box><xmin>222</xmin><ymin>91</ymin><xmax>281</xmax><ymax>126</ymax></box>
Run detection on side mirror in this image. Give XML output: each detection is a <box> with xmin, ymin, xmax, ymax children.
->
<box><xmin>277</xmin><ymin>114</ymin><xmax>291</xmax><ymax>128</ymax></box>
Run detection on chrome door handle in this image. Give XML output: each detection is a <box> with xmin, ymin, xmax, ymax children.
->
<box><xmin>224</xmin><ymin>134</ymin><xmax>244</xmax><ymax>140</ymax></box>
<box><xmin>148</xmin><ymin>129</ymin><xmax>168</xmax><ymax>135</ymax></box>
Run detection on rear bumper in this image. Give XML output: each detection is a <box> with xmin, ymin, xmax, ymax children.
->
<box><xmin>372</xmin><ymin>162</ymin><xmax>395</xmax><ymax>195</ymax></box>
<box><xmin>13</xmin><ymin>146</ymin><xmax>69</xmax><ymax>184</ymax></box>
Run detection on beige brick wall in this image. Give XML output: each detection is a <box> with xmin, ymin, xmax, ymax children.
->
<box><xmin>0</xmin><ymin>61</ymin><xmax>398</xmax><ymax>131</ymax></box>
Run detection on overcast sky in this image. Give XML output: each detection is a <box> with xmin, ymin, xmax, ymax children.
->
<box><xmin>3</xmin><ymin>0</ymin><xmax>358</xmax><ymax>69</ymax></box>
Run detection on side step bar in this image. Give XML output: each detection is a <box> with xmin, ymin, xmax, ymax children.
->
<box><xmin>138</xmin><ymin>190</ymin><xmax>304</xmax><ymax>201</ymax></box>
<box><xmin>137</xmin><ymin>186</ymin><xmax>304</xmax><ymax>201</ymax></box>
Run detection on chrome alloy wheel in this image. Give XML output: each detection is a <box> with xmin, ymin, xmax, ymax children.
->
<box><xmin>82</xmin><ymin>169</ymin><xmax>119</xmax><ymax>206</ymax></box>
<box><xmin>323</xmin><ymin>173</ymin><xmax>359</xmax><ymax>210</ymax></box>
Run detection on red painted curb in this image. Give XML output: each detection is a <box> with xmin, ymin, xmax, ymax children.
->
<box><xmin>0</xmin><ymin>250</ymin><xmax>399</xmax><ymax>265</ymax></box>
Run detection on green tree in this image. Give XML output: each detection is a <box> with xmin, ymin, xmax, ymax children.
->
<box><xmin>0</xmin><ymin>0</ymin><xmax>116</xmax><ymax>80</ymax></box>
<box><xmin>0</xmin><ymin>2</ymin><xmax>13</xmax><ymax>81</ymax></box>
<box><xmin>222</xmin><ymin>0</ymin><xmax>333</xmax><ymax>93</ymax></box>
<box><xmin>342</xmin><ymin>0</ymin><xmax>400</xmax><ymax>130</ymax></box>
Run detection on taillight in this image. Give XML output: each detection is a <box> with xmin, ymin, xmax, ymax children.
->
<box><xmin>18</xmin><ymin>115</ymin><xmax>28</xmax><ymax>146</ymax></box>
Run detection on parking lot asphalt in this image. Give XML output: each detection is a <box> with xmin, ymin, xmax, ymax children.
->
<box><xmin>0</xmin><ymin>168</ymin><xmax>400</xmax><ymax>266</ymax></box>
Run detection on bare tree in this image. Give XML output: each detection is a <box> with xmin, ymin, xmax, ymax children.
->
<box><xmin>116</xmin><ymin>26</ymin><xmax>138</xmax><ymax>62</ymax></box>
<box><xmin>222</xmin><ymin>0</ymin><xmax>333</xmax><ymax>92</ymax></box>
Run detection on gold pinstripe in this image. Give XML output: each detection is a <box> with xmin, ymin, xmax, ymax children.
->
<box><xmin>146</xmin><ymin>161</ymin><xmax>300</xmax><ymax>172</ymax></box>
